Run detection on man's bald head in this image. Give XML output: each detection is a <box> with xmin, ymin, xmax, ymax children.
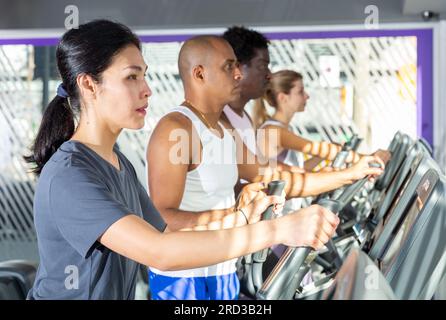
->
<box><xmin>178</xmin><ymin>35</ymin><xmax>229</xmax><ymax>84</ymax></box>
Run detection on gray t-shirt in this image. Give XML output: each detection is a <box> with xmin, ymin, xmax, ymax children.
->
<box><xmin>28</xmin><ymin>140</ymin><xmax>166</xmax><ymax>300</ymax></box>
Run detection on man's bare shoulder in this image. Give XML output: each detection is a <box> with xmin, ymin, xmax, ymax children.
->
<box><xmin>155</xmin><ymin>112</ymin><xmax>192</xmax><ymax>132</ymax></box>
<box><xmin>148</xmin><ymin>111</ymin><xmax>194</xmax><ymax>153</ymax></box>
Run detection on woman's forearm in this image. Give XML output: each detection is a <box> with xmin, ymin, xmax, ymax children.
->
<box><xmin>280</xmin><ymin>129</ymin><xmax>341</xmax><ymax>161</ymax></box>
<box><xmin>309</xmin><ymin>141</ymin><xmax>341</xmax><ymax>161</ymax></box>
<box><xmin>345</xmin><ymin>150</ymin><xmax>362</xmax><ymax>163</ymax></box>
<box><xmin>101</xmin><ymin>206</ymin><xmax>339</xmax><ymax>273</ymax></box>
<box><xmin>306</xmin><ymin>141</ymin><xmax>362</xmax><ymax>164</ymax></box>
<box><xmin>304</xmin><ymin>156</ymin><xmax>324</xmax><ymax>171</ymax></box>
<box><xmin>154</xmin><ymin>219</ymin><xmax>280</xmax><ymax>270</ymax></box>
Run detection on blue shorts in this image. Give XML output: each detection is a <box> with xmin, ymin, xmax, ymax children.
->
<box><xmin>149</xmin><ymin>270</ymin><xmax>240</xmax><ymax>300</ymax></box>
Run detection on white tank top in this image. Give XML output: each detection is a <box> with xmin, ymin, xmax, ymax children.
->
<box><xmin>150</xmin><ymin>106</ymin><xmax>239</xmax><ymax>278</ymax></box>
<box><xmin>260</xmin><ymin>119</ymin><xmax>304</xmax><ymax>213</ymax></box>
<box><xmin>223</xmin><ymin>105</ymin><xmax>257</xmax><ymax>156</ymax></box>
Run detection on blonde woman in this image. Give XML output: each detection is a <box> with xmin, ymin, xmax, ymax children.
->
<box><xmin>254</xmin><ymin>70</ymin><xmax>390</xmax><ymax>174</ymax></box>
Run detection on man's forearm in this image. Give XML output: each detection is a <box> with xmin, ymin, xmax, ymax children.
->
<box><xmin>251</xmin><ymin>168</ymin><xmax>354</xmax><ymax>198</ymax></box>
<box><xmin>158</xmin><ymin>207</ymin><xmax>246</xmax><ymax>231</ymax></box>
<box><xmin>184</xmin><ymin>209</ymin><xmax>248</xmax><ymax>231</ymax></box>
<box><xmin>286</xmin><ymin>170</ymin><xmax>355</xmax><ymax>198</ymax></box>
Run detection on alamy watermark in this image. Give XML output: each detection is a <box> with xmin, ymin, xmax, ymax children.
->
<box><xmin>364</xmin><ymin>5</ymin><xmax>379</xmax><ymax>29</ymax></box>
<box><xmin>64</xmin><ymin>265</ymin><xmax>79</xmax><ymax>290</ymax></box>
<box><xmin>64</xmin><ymin>5</ymin><xmax>79</xmax><ymax>30</ymax></box>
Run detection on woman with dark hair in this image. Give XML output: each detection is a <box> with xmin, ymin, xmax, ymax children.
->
<box><xmin>25</xmin><ymin>20</ymin><xmax>340</xmax><ymax>300</ymax></box>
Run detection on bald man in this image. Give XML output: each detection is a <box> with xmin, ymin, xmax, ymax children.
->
<box><xmin>146</xmin><ymin>35</ymin><xmax>271</xmax><ymax>300</ymax></box>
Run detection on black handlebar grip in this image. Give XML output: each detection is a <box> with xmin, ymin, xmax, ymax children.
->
<box><xmin>332</xmin><ymin>151</ymin><xmax>350</xmax><ymax>169</ymax></box>
<box><xmin>369</xmin><ymin>162</ymin><xmax>383</xmax><ymax>169</ymax></box>
<box><xmin>251</xmin><ymin>180</ymin><xmax>286</xmax><ymax>293</ymax></box>
<box><xmin>332</xmin><ymin>134</ymin><xmax>361</xmax><ymax>168</ymax></box>
<box><xmin>262</xmin><ymin>180</ymin><xmax>286</xmax><ymax>220</ymax></box>
<box><xmin>256</xmin><ymin>199</ymin><xmax>342</xmax><ymax>300</ymax></box>
<box><xmin>316</xmin><ymin>199</ymin><xmax>344</xmax><ymax>269</ymax></box>
<box><xmin>334</xmin><ymin>162</ymin><xmax>382</xmax><ymax>205</ymax></box>
<box><xmin>256</xmin><ymin>246</ymin><xmax>312</xmax><ymax>300</ymax></box>
<box><xmin>343</xmin><ymin>139</ymin><xmax>355</xmax><ymax>151</ymax></box>
<box><xmin>346</xmin><ymin>134</ymin><xmax>359</xmax><ymax>149</ymax></box>
<box><xmin>253</xmin><ymin>180</ymin><xmax>286</xmax><ymax>263</ymax></box>
<box><xmin>267</xmin><ymin>180</ymin><xmax>286</xmax><ymax>195</ymax></box>
<box><xmin>316</xmin><ymin>199</ymin><xmax>342</xmax><ymax>215</ymax></box>
<box><xmin>350</xmin><ymin>137</ymin><xmax>363</xmax><ymax>151</ymax></box>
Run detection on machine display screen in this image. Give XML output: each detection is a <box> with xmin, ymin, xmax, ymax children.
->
<box><xmin>368</xmin><ymin>166</ymin><xmax>415</xmax><ymax>246</ymax></box>
<box><xmin>379</xmin><ymin>194</ymin><xmax>423</xmax><ymax>274</ymax></box>
<box><xmin>382</xmin><ymin>153</ymin><xmax>408</xmax><ymax>195</ymax></box>
<box><xmin>381</xmin><ymin>152</ymin><xmax>425</xmax><ymax>224</ymax></box>
<box><xmin>379</xmin><ymin>170</ymin><xmax>437</xmax><ymax>275</ymax></box>
<box><xmin>382</xmin><ymin>169</ymin><xmax>413</xmax><ymax>225</ymax></box>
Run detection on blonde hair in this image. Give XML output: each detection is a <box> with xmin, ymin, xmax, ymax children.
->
<box><xmin>252</xmin><ymin>70</ymin><xmax>303</xmax><ymax>128</ymax></box>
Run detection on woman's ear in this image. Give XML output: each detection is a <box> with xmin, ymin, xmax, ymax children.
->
<box><xmin>76</xmin><ymin>74</ymin><xmax>98</xmax><ymax>100</ymax></box>
<box><xmin>277</xmin><ymin>91</ymin><xmax>288</xmax><ymax>105</ymax></box>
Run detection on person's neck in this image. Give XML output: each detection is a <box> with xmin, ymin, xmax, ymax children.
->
<box><xmin>272</xmin><ymin>109</ymin><xmax>293</xmax><ymax>126</ymax></box>
<box><xmin>184</xmin><ymin>93</ymin><xmax>223</xmax><ymax>127</ymax></box>
<box><xmin>228</xmin><ymin>97</ymin><xmax>250</xmax><ymax>117</ymax></box>
<box><xmin>71</xmin><ymin>117</ymin><xmax>120</xmax><ymax>160</ymax></box>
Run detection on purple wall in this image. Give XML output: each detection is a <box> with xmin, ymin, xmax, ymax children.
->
<box><xmin>0</xmin><ymin>28</ymin><xmax>433</xmax><ymax>146</ymax></box>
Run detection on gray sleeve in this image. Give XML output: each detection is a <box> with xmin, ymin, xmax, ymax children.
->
<box><xmin>49</xmin><ymin>166</ymin><xmax>131</xmax><ymax>258</ymax></box>
<box><xmin>137</xmin><ymin>184</ymin><xmax>166</xmax><ymax>232</ymax></box>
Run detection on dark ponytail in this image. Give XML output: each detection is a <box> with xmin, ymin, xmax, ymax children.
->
<box><xmin>25</xmin><ymin>20</ymin><xmax>141</xmax><ymax>175</ymax></box>
<box><xmin>24</xmin><ymin>95</ymin><xmax>75</xmax><ymax>173</ymax></box>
